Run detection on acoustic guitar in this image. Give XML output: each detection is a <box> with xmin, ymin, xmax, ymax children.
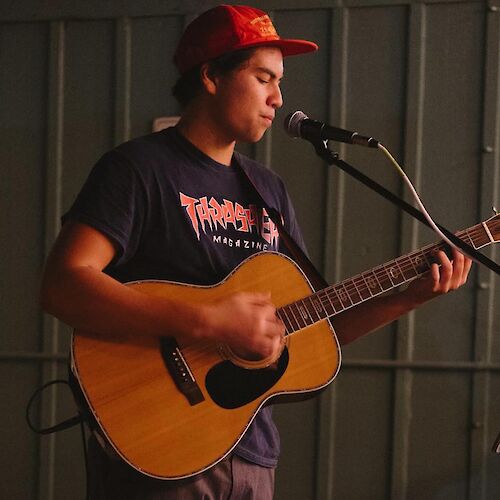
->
<box><xmin>71</xmin><ymin>214</ymin><xmax>499</xmax><ymax>479</ymax></box>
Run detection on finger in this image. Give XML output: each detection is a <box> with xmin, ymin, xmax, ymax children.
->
<box><xmin>461</xmin><ymin>256</ymin><xmax>473</xmax><ymax>284</ymax></box>
<box><xmin>435</xmin><ymin>250</ymin><xmax>453</xmax><ymax>292</ymax></box>
<box><xmin>247</xmin><ymin>291</ymin><xmax>273</xmax><ymax>305</ymax></box>
<box><xmin>449</xmin><ymin>248</ymin><xmax>465</xmax><ymax>289</ymax></box>
<box><xmin>429</xmin><ymin>262</ymin><xmax>441</xmax><ymax>292</ymax></box>
<box><xmin>265</xmin><ymin>320</ymin><xmax>285</xmax><ymax>339</ymax></box>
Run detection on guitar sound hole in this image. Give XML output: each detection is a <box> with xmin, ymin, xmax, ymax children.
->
<box><xmin>205</xmin><ymin>348</ymin><xmax>289</xmax><ymax>409</ymax></box>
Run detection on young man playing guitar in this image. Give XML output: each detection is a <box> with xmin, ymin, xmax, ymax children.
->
<box><xmin>40</xmin><ymin>4</ymin><xmax>472</xmax><ymax>499</ymax></box>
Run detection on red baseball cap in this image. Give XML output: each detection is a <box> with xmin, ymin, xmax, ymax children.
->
<box><xmin>173</xmin><ymin>4</ymin><xmax>318</xmax><ymax>75</ymax></box>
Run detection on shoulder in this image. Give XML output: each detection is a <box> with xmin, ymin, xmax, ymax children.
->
<box><xmin>112</xmin><ymin>129</ymin><xmax>175</xmax><ymax>167</ymax></box>
<box><xmin>90</xmin><ymin>129</ymin><xmax>183</xmax><ymax>187</ymax></box>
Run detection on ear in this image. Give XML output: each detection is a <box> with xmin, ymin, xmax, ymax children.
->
<box><xmin>200</xmin><ymin>63</ymin><xmax>218</xmax><ymax>96</ymax></box>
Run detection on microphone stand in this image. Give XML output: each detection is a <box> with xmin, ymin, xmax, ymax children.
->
<box><xmin>310</xmin><ymin>139</ymin><xmax>500</xmax><ymax>454</ymax></box>
<box><xmin>310</xmin><ymin>139</ymin><xmax>500</xmax><ymax>275</ymax></box>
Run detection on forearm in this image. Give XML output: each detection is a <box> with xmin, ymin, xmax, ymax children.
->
<box><xmin>41</xmin><ymin>265</ymin><xmax>207</xmax><ymax>341</ymax></box>
<box><xmin>330</xmin><ymin>248</ymin><xmax>472</xmax><ymax>346</ymax></box>
<box><xmin>40</xmin><ymin>221</ymin><xmax>285</xmax><ymax>359</ymax></box>
<box><xmin>330</xmin><ymin>287</ymin><xmax>421</xmax><ymax>346</ymax></box>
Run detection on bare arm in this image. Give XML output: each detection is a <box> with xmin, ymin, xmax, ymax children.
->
<box><xmin>41</xmin><ymin>221</ymin><xmax>284</xmax><ymax>359</ymax></box>
<box><xmin>331</xmin><ymin>249</ymin><xmax>472</xmax><ymax>346</ymax></box>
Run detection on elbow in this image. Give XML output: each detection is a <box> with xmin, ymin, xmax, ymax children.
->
<box><xmin>39</xmin><ymin>270</ymin><xmax>64</xmax><ymax>318</ymax></box>
<box><xmin>40</xmin><ymin>279</ymin><xmax>56</xmax><ymax>316</ymax></box>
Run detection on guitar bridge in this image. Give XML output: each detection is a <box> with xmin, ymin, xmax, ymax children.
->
<box><xmin>159</xmin><ymin>337</ymin><xmax>205</xmax><ymax>406</ymax></box>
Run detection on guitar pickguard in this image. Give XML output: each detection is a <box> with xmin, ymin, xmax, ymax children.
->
<box><xmin>205</xmin><ymin>348</ymin><xmax>289</xmax><ymax>409</ymax></box>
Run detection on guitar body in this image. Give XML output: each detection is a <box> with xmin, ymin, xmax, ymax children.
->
<box><xmin>71</xmin><ymin>252</ymin><xmax>341</xmax><ymax>480</ymax></box>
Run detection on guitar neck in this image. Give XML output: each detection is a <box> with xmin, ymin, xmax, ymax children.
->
<box><xmin>277</xmin><ymin>218</ymin><xmax>498</xmax><ymax>334</ymax></box>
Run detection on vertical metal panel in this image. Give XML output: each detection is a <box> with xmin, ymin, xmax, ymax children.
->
<box><xmin>415</xmin><ymin>1</ymin><xmax>484</xmax><ymax>363</ymax></box>
<box><xmin>0</xmin><ymin>21</ymin><xmax>48</xmax><ymax>352</ymax></box>
<box><xmin>486</xmin><ymin>373</ymin><xmax>500</xmax><ymax>498</ymax></box>
<box><xmin>272</xmin><ymin>8</ymin><xmax>331</xmax><ymax>268</ymax></box>
<box><xmin>469</xmin><ymin>3</ymin><xmax>500</xmax><ymax>498</ymax></box>
<box><xmin>408</xmin><ymin>372</ymin><xmax>471</xmax><ymax>499</ymax></box>
<box><xmin>327</xmin><ymin>8</ymin><xmax>410</xmax><ymax>496</ymax></box>
<box><xmin>38</xmin><ymin>22</ymin><xmax>64</xmax><ymax>499</ymax></box>
<box><xmin>129</xmin><ymin>15</ymin><xmax>184</xmax><ymax>138</ymax></box>
<box><xmin>333</xmin><ymin>369</ymin><xmax>394</xmax><ymax>500</ymax></box>
<box><xmin>38</xmin><ymin>21</ymin><xmax>66</xmax><ymax>500</ymax></box>
<box><xmin>391</xmin><ymin>3</ymin><xmax>426</xmax><ymax>498</ymax></box>
<box><xmin>0</xmin><ymin>362</ymin><xmax>42</xmax><ymax>499</ymax></box>
<box><xmin>339</xmin><ymin>4</ymin><xmax>409</xmax><ymax>360</ymax></box>
<box><xmin>61</xmin><ymin>20</ymin><xmax>115</xmax><ymax>217</ymax></box>
<box><xmin>114</xmin><ymin>17</ymin><xmax>132</xmax><ymax>144</ymax></box>
<box><xmin>52</xmin><ymin>362</ymin><xmax>86</xmax><ymax>500</ymax></box>
<box><xmin>0</xmin><ymin>20</ymin><xmax>49</xmax><ymax>500</ymax></box>
<box><xmin>316</xmin><ymin>8</ymin><xmax>347</xmax><ymax>499</ymax></box>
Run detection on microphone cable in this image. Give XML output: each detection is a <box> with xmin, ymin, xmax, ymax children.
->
<box><xmin>377</xmin><ymin>142</ymin><xmax>483</xmax><ymax>266</ymax></box>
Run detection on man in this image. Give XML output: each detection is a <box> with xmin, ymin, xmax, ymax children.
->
<box><xmin>40</xmin><ymin>4</ymin><xmax>472</xmax><ymax>499</ymax></box>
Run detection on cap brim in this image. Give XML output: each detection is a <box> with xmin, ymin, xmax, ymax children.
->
<box><xmin>271</xmin><ymin>39</ymin><xmax>319</xmax><ymax>56</ymax></box>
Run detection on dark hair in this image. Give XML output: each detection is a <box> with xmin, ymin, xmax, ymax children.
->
<box><xmin>172</xmin><ymin>48</ymin><xmax>257</xmax><ymax>107</ymax></box>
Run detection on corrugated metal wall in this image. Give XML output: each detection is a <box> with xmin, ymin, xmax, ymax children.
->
<box><xmin>1</xmin><ymin>1</ymin><xmax>499</xmax><ymax>499</ymax></box>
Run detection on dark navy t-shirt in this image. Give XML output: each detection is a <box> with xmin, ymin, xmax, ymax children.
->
<box><xmin>64</xmin><ymin>126</ymin><xmax>306</xmax><ymax>468</ymax></box>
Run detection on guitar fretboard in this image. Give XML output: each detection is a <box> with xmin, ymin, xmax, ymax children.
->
<box><xmin>276</xmin><ymin>218</ymin><xmax>497</xmax><ymax>335</ymax></box>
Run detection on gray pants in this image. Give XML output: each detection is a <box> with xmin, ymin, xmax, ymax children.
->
<box><xmin>88</xmin><ymin>437</ymin><xmax>275</xmax><ymax>499</ymax></box>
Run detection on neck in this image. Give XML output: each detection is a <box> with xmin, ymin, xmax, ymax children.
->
<box><xmin>176</xmin><ymin>107</ymin><xmax>236</xmax><ymax>166</ymax></box>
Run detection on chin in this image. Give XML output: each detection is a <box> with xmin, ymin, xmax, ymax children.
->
<box><xmin>238</xmin><ymin>129</ymin><xmax>268</xmax><ymax>144</ymax></box>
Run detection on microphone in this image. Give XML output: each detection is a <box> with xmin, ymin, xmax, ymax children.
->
<box><xmin>284</xmin><ymin>110</ymin><xmax>379</xmax><ymax>148</ymax></box>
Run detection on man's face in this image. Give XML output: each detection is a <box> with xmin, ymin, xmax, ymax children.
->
<box><xmin>210</xmin><ymin>47</ymin><xmax>284</xmax><ymax>144</ymax></box>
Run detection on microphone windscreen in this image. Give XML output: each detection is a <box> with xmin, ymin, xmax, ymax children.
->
<box><xmin>284</xmin><ymin>110</ymin><xmax>308</xmax><ymax>138</ymax></box>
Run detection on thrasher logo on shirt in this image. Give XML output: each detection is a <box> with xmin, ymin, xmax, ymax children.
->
<box><xmin>180</xmin><ymin>192</ymin><xmax>279</xmax><ymax>249</ymax></box>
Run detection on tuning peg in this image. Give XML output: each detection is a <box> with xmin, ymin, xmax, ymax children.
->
<box><xmin>492</xmin><ymin>206</ymin><xmax>498</xmax><ymax>215</ymax></box>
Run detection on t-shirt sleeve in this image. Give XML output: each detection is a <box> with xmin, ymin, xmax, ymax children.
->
<box><xmin>62</xmin><ymin>150</ymin><xmax>147</xmax><ymax>265</ymax></box>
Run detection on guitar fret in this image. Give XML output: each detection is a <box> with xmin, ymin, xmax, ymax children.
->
<box><xmin>350</xmin><ymin>278</ymin><xmax>364</xmax><ymax>302</ymax></box>
<box><xmin>320</xmin><ymin>291</ymin><xmax>337</xmax><ymax>316</ymax></box>
<box><xmin>341</xmin><ymin>283</ymin><xmax>355</xmax><ymax>306</ymax></box>
<box><xmin>307</xmin><ymin>296</ymin><xmax>323</xmax><ymax>321</ymax></box>
<box><xmin>285</xmin><ymin>305</ymin><xmax>301</xmax><ymax>332</ymax></box>
<box><xmin>421</xmin><ymin>250</ymin><xmax>432</xmax><ymax>269</ymax></box>
<box><xmin>355</xmin><ymin>276</ymin><xmax>372</xmax><ymax>300</ymax></box>
<box><xmin>480</xmin><ymin>222</ymin><xmax>495</xmax><ymax>246</ymax></box>
<box><xmin>362</xmin><ymin>272</ymin><xmax>381</xmax><ymax>295</ymax></box>
<box><xmin>297</xmin><ymin>299</ymin><xmax>313</xmax><ymax>325</ymax></box>
<box><xmin>411</xmin><ymin>251</ymin><xmax>428</xmax><ymax>274</ymax></box>
<box><xmin>277</xmin><ymin>308</ymin><xmax>293</xmax><ymax>334</ymax></box>
<box><xmin>372</xmin><ymin>270</ymin><xmax>386</xmax><ymax>292</ymax></box>
<box><xmin>307</xmin><ymin>295</ymin><xmax>327</xmax><ymax>321</ymax></box>
<box><xmin>399</xmin><ymin>256</ymin><xmax>416</xmax><ymax>280</ymax></box>
<box><xmin>465</xmin><ymin>229</ymin><xmax>477</xmax><ymax>248</ymax></box>
<box><xmin>332</xmin><ymin>287</ymin><xmax>347</xmax><ymax>311</ymax></box>
<box><xmin>290</xmin><ymin>302</ymin><xmax>307</xmax><ymax>329</ymax></box>
<box><xmin>387</xmin><ymin>261</ymin><xmax>406</xmax><ymax>285</ymax></box>
<box><xmin>407</xmin><ymin>254</ymin><xmax>419</xmax><ymax>275</ymax></box>
<box><xmin>381</xmin><ymin>266</ymin><xmax>396</xmax><ymax>288</ymax></box>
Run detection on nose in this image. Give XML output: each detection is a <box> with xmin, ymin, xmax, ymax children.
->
<box><xmin>268</xmin><ymin>83</ymin><xmax>283</xmax><ymax>109</ymax></box>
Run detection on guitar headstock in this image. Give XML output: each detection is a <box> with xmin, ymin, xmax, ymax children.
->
<box><xmin>485</xmin><ymin>212</ymin><xmax>500</xmax><ymax>244</ymax></box>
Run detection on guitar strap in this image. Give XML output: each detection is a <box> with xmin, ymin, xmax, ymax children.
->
<box><xmin>237</xmin><ymin>160</ymin><xmax>328</xmax><ymax>292</ymax></box>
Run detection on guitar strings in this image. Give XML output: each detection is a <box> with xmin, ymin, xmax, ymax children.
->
<box><xmin>182</xmin><ymin>219</ymin><xmax>499</xmax><ymax>345</ymax></box>
<box><xmin>279</xmin><ymin>220</ymin><xmax>498</xmax><ymax>333</ymax></box>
